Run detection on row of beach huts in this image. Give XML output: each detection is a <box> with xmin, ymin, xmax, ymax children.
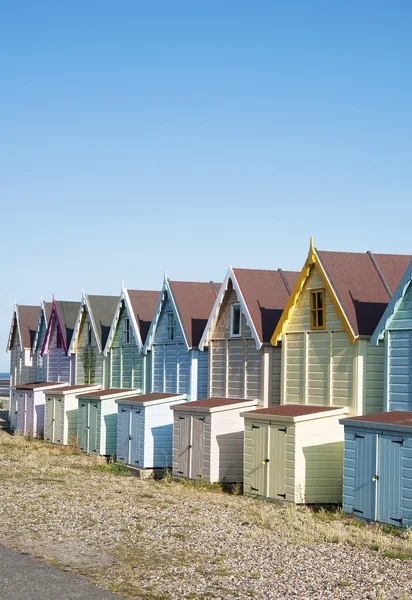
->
<box><xmin>7</xmin><ymin>238</ymin><xmax>412</xmax><ymax>527</ymax></box>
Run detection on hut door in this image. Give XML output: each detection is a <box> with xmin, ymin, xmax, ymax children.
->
<box><xmin>354</xmin><ymin>432</ymin><xmax>378</xmax><ymax>521</ymax></box>
<box><xmin>79</xmin><ymin>402</ymin><xmax>89</xmax><ymax>452</ymax></box>
<box><xmin>250</xmin><ymin>423</ymin><xmax>269</xmax><ymax>496</ymax></box>
<box><xmin>190</xmin><ymin>417</ymin><xmax>205</xmax><ymax>480</ymax></box>
<box><xmin>268</xmin><ymin>425</ymin><xmax>286</xmax><ymax>500</ymax></box>
<box><xmin>17</xmin><ymin>393</ymin><xmax>26</xmax><ymax>434</ymax></box>
<box><xmin>44</xmin><ymin>397</ymin><xmax>54</xmax><ymax>442</ymax></box>
<box><xmin>118</xmin><ymin>406</ymin><xmax>131</xmax><ymax>463</ymax></box>
<box><xmin>130</xmin><ymin>409</ymin><xmax>141</xmax><ymax>467</ymax></box>
<box><xmin>54</xmin><ymin>397</ymin><xmax>63</xmax><ymax>443</ymax></box>
<box><xmin>177</xmin><ymin>415</ymin><xmax>191</xmax><ymax>478</ymax></box>
<box><xmin>10</xmin><ymin>391</ymin><xmax>18</xmax><ymax>430</ymax></box>
<box><xmin>377</xmin><ymin>434</ymin><xmax>403</xmax><ymax>526</ymax></box>
<box><xmin>89</xmin><ymin>403</ymin><xmax>99</xmax><ymax>453</ymax></box>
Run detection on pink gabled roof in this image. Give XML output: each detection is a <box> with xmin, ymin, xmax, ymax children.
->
<box><xmin>233</xmin><ymin>269</ymin><xmax>299</xmax><ymax>343</ymax></box>
<box><xmin>127</xmin><ymin>290</ymin><xmax>160</xmax><ymax>344</ymax></box>
<box><xmin>169</xmin><ymin>281</ymin><xmax>220</xmax><ymax>348</ymax></box>
<box><xmin>317</xmin><ymin>250</ymin><xmax>412</xmax><ymax>337</ymax></box>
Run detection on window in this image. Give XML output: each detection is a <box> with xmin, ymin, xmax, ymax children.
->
<box><xmin>167</xmin><ymin>312</ymin><xmax>175</xmax><ymax>341</ymax></box>
<box><xmin>87</xmin><ymin>322</ymin><xmax>92</xmax><ymax>346</ymax></box>
<box><xmin>310</xmin><ymin>289</ymin><xmax>326</xmax><ymax>329</ymax></box>
<box><xmin>230</xmin><ymin>303</ymin><xmax>241</xmax><ymax>336</ymax></box>
<box><xmin>123</xmin><ymin>317</ymin><xmax>130</xmax><ymax>344</ymax></box>
<box><xmin>56</xmin><ymin>326</ymin><xmax>63</xmax><ymax>348</ymax></box>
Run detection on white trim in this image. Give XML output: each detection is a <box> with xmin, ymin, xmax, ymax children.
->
<box><xmin>198</xmin><ymin>266</ymin><xmax>261</xmax><ymax>351</ymax></box>
<box><xmin>67</xmin><ymin>292</ymin><xmax>87</xmax><ymax>356</ymax></box>
<box><xmin>32</xmin><ymin>299</ymin><xmax>47</xmax><ymax>353</ymax></box>
<box><xmin>143</xmin><ymin>276</ymin><xmax>190</xmax><ymax>353</ymax></box>
<box><xmin>190</xmin><ymin>349</ymin><xmax>199</xmax><ymax>401</ymax></box>
<box><xmin>103</xmin><ymin>284</ymin><xmax>143</xmax><ymax>356</ymax></box>
<box><xmin>371</xmin><ymin>262</ymin><xmax>412</xmax><ymax>344</ymax></box>
<box><xmin>229</xmin><ymin>302</ymin><xmax>242</xmax><ymax>337</ymax></box>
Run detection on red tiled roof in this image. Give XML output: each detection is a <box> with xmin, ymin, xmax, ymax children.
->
<box><xmin>127</xmin><ymin>290</ymin><xmax>160</xmax><ymax>344</ymax></box>
<box><xmin>16</xmin><ymin>382</ymin><xmax>65</xmax><ymax>390</ymax></box>
<box><xmin>117</xmin><ymin>393</ymin><xmax>183</xmax><ymax>403</ymax></box>
<box><xmin>233</xmin><ymin>269</ymin><xmax>299</xmax><ymax>343</ymax></box>
<box><xmin>244</xmin><ymin>405</ymin><xmax>342</xmax><ymax>418</ymax></box>
<box><xmin>343</xmin><ymin>411</ymin><xmax>412</xmax><ymax>426</ymax></box>
<box><xmin>173</xmin><ymin>397</ymin><xmax>255</xmax><ymax>410</ymax></box>
<box><xmin>169</xmin><ymin>281</ymin><xmax>220</xmax><ymax>348</ymax></box>
<box><xmin>78</xmin><ymin>388</ymin><xmax>134</xmax><ymax>398</ymax></box>
<box><xmin>317</xmin><ymin>250</ymin><xmax>412</xmax><ymax>336</ymax></box>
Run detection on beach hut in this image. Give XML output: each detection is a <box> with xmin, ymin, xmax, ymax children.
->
<box><xmin>7</xmin><ymin>303</ymin><xmax>39</xmax><ymax>430</ymax></box>
<box><xmin>172</xmin><ymin>398</ymin><xmax>257</xmax><ymax>482</ymax></box>
<box><xmin>68</xmin><ymin>292</ymin><xmax>118</xmax><ymax>388</ymax></box>
<box><xmin>242</xmin><ymin>405</ymin><xmax>346</xmax><ymax>504</ymax></box>
<box><xmin>32</xmin><ymin>299</ymin><xmax>52</xmax><ymax>383</ymax></box>
<box><xmin>143</xmin><ymin>276</ymin><xmax>219</xmax><ymax>399</ymax></box>
<box><xmin>116</xmin><ymin>392</ymin><xmax>187</xmax><ymax>472</ymax></box>
<box><xmin>340</xmin><ymin>412</ymin><xmax>412</xmax><ymax>527</ymax></box>
<box><xmin>271</xmin><ymin>238</ymin><xmax>412</xmax><ymax>416</ymax></box>
<box><xmin>104</xmin><ymin>285</ymin><xmax>159</xmax><ymax>391</ymax></box>
<box><xmin>41</xmin><ymin>298</ymin><xmax>80</xmax><ymax>384</ymax></box>
<box><xmin>77</xmin><ymin>388</ymin><xmax>137</xmax><ymax>455</ymax></box>
<box><xmin>199</xmin><ymin>266</ymin><xmax>299</xmax><ymax>406</ymax></box>
<box><xmin>14</xmin><ymin>381</ymin><xmax>68</xmax><ymax>437</ymax></box>
<box><xmin>44</xmin><ymin>384</ymin><xmax>101</xmax><ymax>445</ymax></box>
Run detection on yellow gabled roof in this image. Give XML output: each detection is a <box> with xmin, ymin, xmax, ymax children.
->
<box><xmin>270</xmin><ymin>237</ymin><xmax>356</xmax><ymax>346</ymax></box>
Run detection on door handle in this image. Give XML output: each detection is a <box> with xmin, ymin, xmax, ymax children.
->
<box><xmin>372</xmin><ymin>475</ymin><xmax>379</xmax><ymax>482</ymax></box>
<box><xmin>186</xmin><ymin>445</ymin><xmax>192</xmax><ymax>449</ymax></box>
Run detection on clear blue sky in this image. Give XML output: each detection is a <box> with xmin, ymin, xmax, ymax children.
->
<box><xmin>1</xmin><ymin>1</ymin><xmax>412</xmax><ymax>371</ymax></box>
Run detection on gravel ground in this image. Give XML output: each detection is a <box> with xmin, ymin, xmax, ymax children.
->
<box><xmin>0</xmin><ymin>420</ymin><xmax>411</xmax><ymax>599</ymax></box>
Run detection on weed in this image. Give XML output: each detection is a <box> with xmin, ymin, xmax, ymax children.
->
<box><xmin>382</xmin><ymin>549</ymin><xmax>412</xmax><ymax>560</ymax></box>
<box><xmin>95</xmin><ymin>461</ymin><xmax>132</xmax><ymax>476</ymax></box>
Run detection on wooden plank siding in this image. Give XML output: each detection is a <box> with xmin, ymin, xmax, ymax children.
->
<box><xmin>282</xmin><ymin>266</ymin><xmax>358</xmax><ymax>412</ymax></box>
<box><xmin>36</xmin><ymin>316</ymin><xmax>48</xmax><ymax>382</ymax></box>
<box><xmin>75</xmin><ymin>311</ymin><xmax>106</xmax><ymax>387</ymax></box>
<box><xmin>108</xmin><ymin>303</ymin><xmax>145</xmax><ymax>391</ymax></box>
<box><xmin>47</xmin><ymin>320</ymin><xmax>74</xmax><ymax>384</ymax></box>
<box><xmin>209</xmin><ymin>288</ymin><xmax>270</xmax><ymax>403</ymax></box>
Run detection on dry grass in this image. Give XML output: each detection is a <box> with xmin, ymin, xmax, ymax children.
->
<box><xmin>1</xmin><ymin>431</ymin><xmax>412</xmax><ymax>599</ymax></box>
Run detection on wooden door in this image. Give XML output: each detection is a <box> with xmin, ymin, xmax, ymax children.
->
<box><xmin>17</xmin><ymin>393</ymin><xmax>26</xmax><ymax>434</ymax></box>
<box><xmin>9</xmin><ymin>392</ymin><xmax>18</xmax><ymax>430</ymax></box>
<box><xmin>377</xmin><ymin>434</ymin><xmax>403</xmax><ymax>526</ymax></box>
<box><xmin>53</xmin><ymin>396</ymin><xmax>63</xmax><ymax>443</ymax></box>
<box><xmin>268</xmin><ymin>425</ymin><xmax>286</xmax><ymax>500</ymax></box>
<box><xmin>78</xmin><ymin>402</ymin><xmax>89</xmax><ymax>452</ymax></box>
<box><xmin>118</xmin><ymin>405</ymin><xmax>131</xmax><ymax>463</ymax></box>
<box><xmin>176</xmin><ymin>415</ymin><xmax>191</xmax><ymax>478</ymax></box>
<box><xmin>354</xmin><ymin>431</ymin><xmax>377</xmax><ymax>521</ymax></box>
<box><xmin>250</xmin><ymin>422</ymin><xmax>268</xmax><ymax>496</ymax></box>
<box><xmin>89</xmin><ymin>403</ymin><xmax>99</xmax><ymax>453</ymax></box>
<box><xmin>190</xmin><ymin>416</ymin><xmax>205</xmax><ymax>480</ymax></box>
<box><xmin>130</xmin><ymin>408</ymin><xmax>142</xmax><ymax>467</ymax></box>
<box><xmin>44</xmin><ymin>397</ymin><xmax>54</xmax><ymax>442</ymax></box>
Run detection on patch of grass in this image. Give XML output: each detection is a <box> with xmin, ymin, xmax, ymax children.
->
<box><xmin>380</xmin><ymin>523</ymin><xmax>404</xmax><ymax>537</ymax></box>
<box><xmin>95</xmin><ymin>462</ymin><xmax>132</xmax><ymax>476</ymax></box>
<box><xmin>382</xmin><ymin>549</ymin><xmax>412</xmax><ymax>560</ymax></box>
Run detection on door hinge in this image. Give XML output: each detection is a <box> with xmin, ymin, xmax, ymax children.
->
<box><xmin>278</xmin><ymin>427</ymin><xmax>287</xmax><ymax>433</ymax></box>
<box><xmin>252</xmin><ymin>425</ymin><xmax>260</xmax><ymax>429</ymax></box>
<box><xmin>135</xmin><ymin>410</ymin><xmax>141</xmax><ymax>414</ymax></box>
<box><xmin>56</xmin><ymin>440</ymin><xmax>60</xmax><ymax>443</ymax></box>
<box><xmin>251</xmin><ymin>486</ymin><xmax>259</xmax><ymax>492</ymax></box>
<box><xmin>178</xmin><ymin>470</ymin><xmax>184</xmax><ymax>474</ymax></box>
<box><xmin>355</xmin><ymin>434</ymin><xmax>365</xmax><ymax>439</ymax></box>
<box><xmin>179</xmin><ymin>416</ymin><xmax>185</xmax><ymax>420</ymax></box>
<box><xmin>353</xmin><ymin>508</ymin><xmax>363</xmax><ymax>514</ymax></box>
<box><xmin>122</xmin><ymin>409</ymin><xmax>127</xmax><ymax>412</ymax></box>
<box><xmin>277</xmin><ymin>493</ymin><xmax>286</xmax><ymax>499</ymax></box>
<box><xmin>390</xmin><ymin>517</ymin><xmax>403</xmax><ymax>524</ymax></box>
<box><xmin>392</xmin><ymin>439</ymin><xmax>404</xmax><ymax>446</ymax></box>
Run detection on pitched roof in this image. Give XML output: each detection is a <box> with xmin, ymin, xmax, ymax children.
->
<box><xmin>169</xmin><ymin>281</ymin><xmax>220</xmax><ymax>348</ymax></box>
<box><xmin>318</xmin><ymin>250</ymin><xmax>412</xmax><ymax>337</ymax></box>
<box><xmin>87</xmin><ymin>295</ymin><xmax>119</xmax><ymax>349</ymax></box>
<box><xmin>127</xmin><ymin>290</ymin><xmax>160</xmax><ymax>344</ymax></box>
<box><xmin>54</xmin><ymin>301</ymin><xmax>80</xmax><ymax>347</ymax></box>
<box><xmin>272</xmin><ymin>239</ymin><xmax>412</xmax><ymax>344</ymax></box>
<box><xmin>232</xmin><ymin>269</ymin><xmax>299</xmax><ymax>343</ymax></box>
<box><xmin>13</xmin><ymin>305</ymin><xmax>40</xmax><ymax>350</ymax></box>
